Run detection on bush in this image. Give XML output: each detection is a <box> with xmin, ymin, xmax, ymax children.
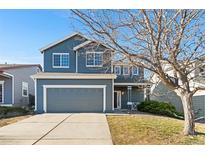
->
<box><xmin>0</xmin><ymin>106</ymin><xmax>29</xmax><ymax>117</ymax></box>
<box><xmin>137</xmin><ymin>100</ymin><xmax>183</xmax><ymax>118</ymax></box>
<box><xmin>29</xmin><ymin>94</ymin><xmax>35</xmax><ymax>107</ymax></box>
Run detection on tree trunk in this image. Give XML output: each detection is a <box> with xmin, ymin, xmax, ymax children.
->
<box><xmin>180</xmin><ymin>93</ymin><xmax>195</xmax><ymax>135</ymax></box>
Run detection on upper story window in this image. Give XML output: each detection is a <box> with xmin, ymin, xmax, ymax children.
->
<box><xmin>123</xmin><ymin>66</ymin><xmax>129</xmax><ymax>75</ymax></box>
<box><xmin>132</xmin><ymin>66</ymin><xmax>139</xmax><ymax>75</ymax></box>
<box><xmin>53</xmin><ymin>53</ymin><xmax>69</xmax><ymax>68</ymax></box>
<box><xmin>22</xmin><ymin>82</ymin><xmax>28</xmax><ymax>97</ymax></box>
<box><xmin>114</xmin><ymin>66</ymin><xmax>121</xmax><ymax>75</ymax></box>
<box><xmin>86</xmin><ymin>51</ymin><xmax>103</xmax><ymax>67</ymax></box>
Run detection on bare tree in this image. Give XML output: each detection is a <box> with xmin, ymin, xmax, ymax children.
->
<box><xmin>71</xmin><ymin>9</ymin><xmax>205</xmax><ymax>135</ymax></box>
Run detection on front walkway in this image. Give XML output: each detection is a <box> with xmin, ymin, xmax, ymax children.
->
<box><xmin>0</xmin><ymin>113</ymin><xmax>113</xmax><ymax>145</ymax></box>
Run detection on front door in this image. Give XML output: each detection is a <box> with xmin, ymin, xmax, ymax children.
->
<box><xmin>0</xmin><ymin>84</ymin><xmax>3</xmax><ymax>103</ymax></box>
<box><xmin>114</xmin><ymin>91</ymin><xmax>121</xmax><ymax>109</ymax></box>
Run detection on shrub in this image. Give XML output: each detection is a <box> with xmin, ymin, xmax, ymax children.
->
<box><xmin>0</xmin><ymin>106</ymin><xmax>29</xmax><ymax>116</ymax></box>
<box><xmin>29</xmin><ymin>94</ymin><xmax>35</xmax><ymax>107</ymax></box>
<box><xmin>137</xmin><ymin>100</ymin><xmax>183</xmax><ymax>118</ymax></box>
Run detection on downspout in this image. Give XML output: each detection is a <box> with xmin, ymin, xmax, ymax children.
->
<box><xmin>111</xmin><ymin>51</ymin><xmax>114</xmax><ymax>73</ymax></box>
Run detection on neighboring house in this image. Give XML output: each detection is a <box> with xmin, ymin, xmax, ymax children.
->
<box><xmin>0</xmin><ymin>64</ymin><xmax>42</xmax><ymax>107</ymax></box>
<box><xmin>32</xmin><ymin>32</ymin><xmax>149</xmax><ymax>113</ymax></box>
<box><xmin>150</xmin><ymin>61</ymin><xmax>205</xmax><ymax>118</ymax></box>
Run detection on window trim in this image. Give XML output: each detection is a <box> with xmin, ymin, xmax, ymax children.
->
<box><xmin>86</xmin><ymin>51</ymin><xmax>103</xmax><ymax>67</ymax></box>
<box><xmin>52</xmin><ymin>53</ymin><xmax>70</xmax><ymax>68</ymax></box>
<box><xmin>123</xmin><ymin>66</ymin><xmax>129</xmax><ymax>75</ymax></box>
<box><xmin>114</xmin><ymin>66</ymin><xmax>121</xmax><ymax>75</ymax></box>
<box><xmin>22</xmin><ymin>82</ymin><xmax>29</xmax><ymax>97</ymax></box>
<box><xmin>132</xmin><ymin>66</ymin><xmax>139</xmax><ymax>75</ymax></box>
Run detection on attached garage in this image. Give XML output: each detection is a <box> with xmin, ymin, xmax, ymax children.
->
<box><xmin>32</xmin><ymin>73</ymin><xmax>116</xmax><ymax>113</ymax></box>
<box><xmin>44</xmin><ymin>85</ymin><xmax>105</xmax><ymax>113</ymax></box>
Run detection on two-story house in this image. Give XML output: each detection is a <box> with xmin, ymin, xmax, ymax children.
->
<box><xmin>32</xmin><ymin>33</ymin><xmax>148</xmax><ymax>113</ymax></box>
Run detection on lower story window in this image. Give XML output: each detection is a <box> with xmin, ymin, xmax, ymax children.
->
<box><xmin>22</xmin><ymin>82</ymin><xmax>28</xmax><ymax>97</ymax></box>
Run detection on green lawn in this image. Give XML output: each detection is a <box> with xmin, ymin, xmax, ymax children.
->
<box><xmin>107</xmin><ymin>115</ymin><xmax>205</xmax><ymax>145</ymax></box>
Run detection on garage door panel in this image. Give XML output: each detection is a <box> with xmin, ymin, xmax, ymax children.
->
<box><xmin>46</xmin><ymin>88</ymin><xmax>103</xmax><ymax>112</ymax></box>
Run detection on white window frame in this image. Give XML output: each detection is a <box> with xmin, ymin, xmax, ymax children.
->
<box><xmin>86</xmin><ymin>51</ymin><xmax>103</xmax><ymax>67</ymax></box>
<box><xmin>114</xmin><ymin>66</ymin><xmax>121</xmax><ymax>75</ymax></box>
<box><xmin>132</xmin><ymin>66</ymin><xmax>139</xmax><ymax>75</ymax></box>
<box><xmin>123</xmin><ymin>66</ymin><xmax>129</xmax><ymax>75</ymax></box>
<box><xmin>22</xmin><ymin>82</ymin><xmax>29</xmax><ymax>97</ymax></box>
<box><xmin>52</xmin><ymin>53</ymin><xmax>70</xmax><ymax>68</ymax></box>
<box><xmin>0</xmin><ymin>81</ymin><xmax>4</xmax><ymax>103</ymax></box>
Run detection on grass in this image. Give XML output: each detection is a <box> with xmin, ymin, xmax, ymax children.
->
<box><xmin>0</xmin><ymin>115</ymin><xmax>32</xmax><ymax>127</ymax></box>
<box><xmin>107</xmin><ymin>115</ymin><xmax>205</xmax><ymax>145</ymax></box>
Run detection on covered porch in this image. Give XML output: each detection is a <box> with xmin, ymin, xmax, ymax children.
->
<box><xmin>113</xmin><ymin>82</ymin><xmax>150</xmax><ymax>110</ymax></box>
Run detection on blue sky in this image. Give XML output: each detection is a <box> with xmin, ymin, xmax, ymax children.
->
<box><xmin>0</xmin><ymin>9</ymin><xmax>82</xmax><ymax>65</ymax></box>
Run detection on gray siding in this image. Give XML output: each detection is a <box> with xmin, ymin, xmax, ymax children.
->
<box><xmin>150</xmin><ymin>82</ymin><xmax>183</xmax><ymax>112</ymax></box>
<box><xmin>131</xmin><ymin>88</ymin><xmax>144</xmax><ymax>103</ymax></box>
<box><xmin>43</xmin><ymin>35</ymin><xmax>86</xmax><ymax>73</ymax></box>
<box><xmin>151</xmin><ymin>82</ymin><xmax>205</xmax><ymax>117</ymax></box>
<box><xmin>36</xmin><ymin>79</ymin><xmax>113</xmax><ymax>113</ymax></box>
<box><xmin>6</xmin><ymin>66</ymin><xmax>39</xmax><ymax>106</ymax></box>
<box><xmin>114</xmin><ymin>66</ymin><xmax>144</xmax><ymax>83</ymax></box>
<box><xmin>0</xmin><ymin>76</ymin><xmax>12</xmax><ymax>104</ymax></box>
<box><xmin>43</xmin><ymin>35</ymin><xmax>112</xmax><ymax>74</ymax></box>
<box><xmin>192</xmin><ymin>96</ymin><xmax>205</xmax><ymax>118</ymax></box>
<box><xmin>77</xmin><ymin>45</ymin><xmax>112</xmax><ymax>74</ymax></box>
<box><xmin>114</xmin><ymin>86</ymin><xmax>144</xmax><ymax>109</ymax></box>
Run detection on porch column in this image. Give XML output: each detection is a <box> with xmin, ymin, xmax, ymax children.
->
<box><xmin>144</xmin><ymin>85</ymin><xmax>150</xmax><ymax>101</ymax></box>
<box><xmin>127</xmin><ymin>86</ymin><xmax>132</xmax><ymax>102</ymax></box>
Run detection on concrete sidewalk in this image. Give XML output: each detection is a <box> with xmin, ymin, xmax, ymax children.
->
<box><xmin>0</xmin><ymin>113</ymin><xmax>113</xmax><ymax>145</ymax></box>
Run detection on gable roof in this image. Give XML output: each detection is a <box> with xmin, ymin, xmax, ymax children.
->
<box><xmin>73</xmin><ymin>40</ymin><xmax>93</xmax><ymax>51</ymax></box>
<box><xmin>73</xmin><ymin>40</ymin><xmax>114</xmax><ymax>52</ymax></box>
<box><xmin>0</xmin><ymin>64</ymin><xmax>42</xmax><ymax>72</ymax></box>
<box><xmin>40</xmin><ymin>32</ymin><xmax>114</xmax><ymax>53</ymax></box>
<box><xmin>39</xmin><ymin>32</ymin><xmax>89</xmax><ymax>53</ymax></box>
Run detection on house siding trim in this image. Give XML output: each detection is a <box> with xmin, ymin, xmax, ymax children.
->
<box><xmin>112</xmin><ymin>79</ymin><xmax>114</xmax><ymax>110</ymax></box>
<box><xmin>114</xmin><ymin>82</ymin><xmax>150</xmax><ymax>86</ymax></box>
<box><xmin>43</xmin><ymin>85</ymin><xmax>106</xmax><ymax>113</ymax></box>
<box><xmin>32</xmin><ymin>73</ymin><xmax>116</xmax><ymax>79</ymax></box>
<box><xmin>34</xmin><ymin>79</ymin><xmax>37</xmax><ymax>111</ymax></box>
<box><xmin>76</xmin><ymin>50</ymin><xmax>78</xmax><ymax>73</ymax></box>
<box><xmin>2</xmin><ymin>72</ymin><xmax>14</xmax><ymax>104</ymax></box>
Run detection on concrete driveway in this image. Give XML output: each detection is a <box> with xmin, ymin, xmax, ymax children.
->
<box><xmin>0</xmin><ymin>113</ymin><xmax>113</xmax><ymax>145</ymax></box>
